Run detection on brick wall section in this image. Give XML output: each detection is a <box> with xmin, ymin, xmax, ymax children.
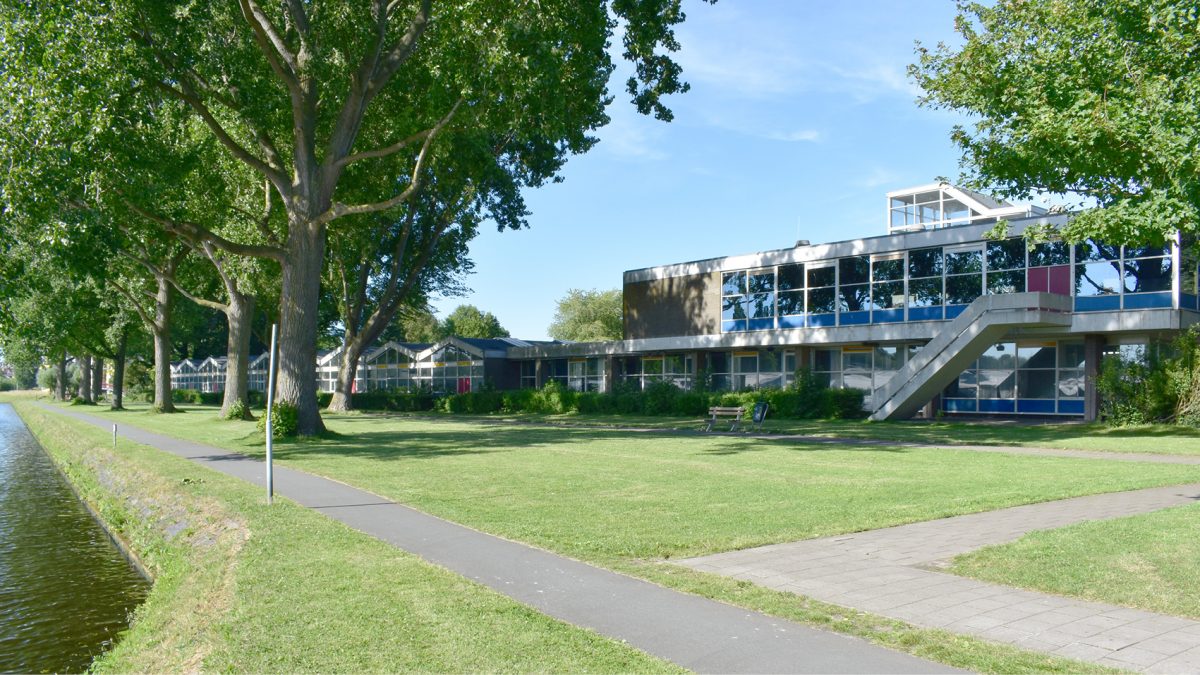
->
<box><xmin>623</xmin><ymin>271</ymin><xmax>722</xmax><ymax>339</ymax></box>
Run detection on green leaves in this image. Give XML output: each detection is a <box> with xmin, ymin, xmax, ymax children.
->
<box><xmin>915</xmin><ymin>0</ymin><xmax>1200</xmax><ymax>243</ymax></box>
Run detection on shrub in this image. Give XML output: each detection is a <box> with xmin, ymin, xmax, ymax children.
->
<box><xmin>257</xmin><ymin>401</ymin><xmax>299</xmax><ymax>438</ymax></box>
<box><xmin>316</xmin><ymin>391</ymin><xmax>333</xmax><ymax>407</ymax></box>
<box><xmin>0</xmin><ymin>378</ymin><xmax>14</xmax><ymax>392</ymax></box>
<box><xmin>826</xmin><ymin>388</ymin><xmax>868</xmax><ymax>419</ymax></box>
<box><xmin>222</xmin><ymin>399</ymin><xmax>248</xmax><ymax>421</ymax></box>
<box><xmin>171</xmin><ymin>388</ymin><xmax>204</xmax><ymax>404</ymax></box>
<box><xmin>1098</xmin><ymin>328</ymin><xmax>1200</xmax><ymax>426</ymax></box>
<box><xmin>642</xmin><ymin>381</ymin><xmax>680</xmax><ymax>416</ymax></box>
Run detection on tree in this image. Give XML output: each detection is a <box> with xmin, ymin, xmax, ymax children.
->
<box><xmin>547</xmin><ymin>289</ymin><xmax>623</xmax><ymax>342</ymax></box>
<box><xmin>0</xmin><ymin>1</ymin><xmax>706</xmax><ymax>435</ymax></box>
<box><xmin>914</xmin><ymin>0</ymin><xmax>1200</xmax><ymax>244</ymax></box>
<box><xmin>386</xmin><ymin>308</ymin><xmax>445</xmax><ymax>344</ymax></box>
<box><xmin>442</xmin><ymin>305</ymin><xmax>509</xmax><ymax>339</ymax></box>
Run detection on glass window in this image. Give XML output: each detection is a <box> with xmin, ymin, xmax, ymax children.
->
<box><xmin>1060</xmin><ymin>341</ymin><xmax>1086</xmax><ymax>369</ymax></box>
<box><xmin>946</xmin><ymin>249</ymin><xmax>983</xmax><ymax>274</ymax></box>
<box><xmin>872</xmin><ymin>257</ymin><xmax>903</xmax><ymax>282</ymax></box>
<box><xmin>946</xmin><ymin>273</ymin><xmax>983</xmax><ymax>305</ymax></box>
<box><xmin>807</xmin><ymin>265</ymin><xmax>835</xmax><ymax>288</ymax></box>
<box><xmin>870</xmin><ymin>281</ymin><xmax>903</xmax><ymax>310</ymax></box>
<box><xmin>1077</xmin><ymin>239</ymin><xmax>1119</xmax><ymax>262</ymax></box>
<box><xmin>978</xmin><ymin>369</ymin><xmax>1016</xmax><ymax>399</ymax></box>
<box><xmin>840</xmin><ymin>284</ymin><xmax>870</xmax><ymax>312</ymax></box>
<box><xmin>778</xmin><ymin>290</ymin><xmax>804</xmax><ymax>316</ymax></box>
<box><xmin>643</xmin><ymin>358</ymin><xmax>663</xmax><ymax>375</ymax></box>
<box><xmin>1058</xmin><ymin>369</ymin><xmax>1085</xmax><ymax>398</ymax></box>
<box><xmin>842</xmin><ymin>350</ymin><xmax>872</xmax><ymax>390</ymax></box>
<box><xmin>778</xmin><ymin>264</ymin><xmax>804</xmax><ymax>291</ymax></box>
<box><xmin>987</xmin><ymin>269</ymin><xmax>1025</xmax><ymax>294</ymax></box>
<box><xmin>722</xmin><ymin>271</ymin><xmax>746</xmax><ymax>295</ymax></box>
<box><xmin>708</xmin><ymin>352</ymin><xmax>729</xmax><ymax>373</ymax></box>
<box><xmin>908</xmin><ymin>277</ymin><xmax>942</xmax><ymax>307</ymax></box>
<box><xmin>908</xmin><ymin>247</ymin><xmax>943</xmax><ymax>278</ymax></box>
<box><xmin>748</xmin><ymin>270</ymin><xmax>774</xmax><ymax>293</ymax></box>
<box><xmin>1018</xmin><ymin>369</ymin><xmax>1057</xmax><ymax>399</ymax></box>
<box><xmin>807</xmin><ymin>286</ymin><xmax>836</xmax><ymax>314</ymax></box>
<box><xmin>1017</xmin><ymin>344</ymin><xmax>1056</xmax><ymax>369</ymax></box>
<box><xmin>840</xmin><ymin>256</ymin><xmax>870</xmax><ymax>285</ymax></box>
<box><xmin>1029</xmin><ymin>241</ymin><xmax>1069</xmax><ymax>267</ymax></box>
<box><xmin>1075</xmin><ymin>260</ymin><xmax>1122</xmax><ymax>296</ymax></box>
<box><xmin>722</xmin><ymin>296</ymin><xmax>747</xmax><ymax>321</ymax></box>
<box><xmin>978</xmin><ymin>342</ymin><xmax>1016</xmax><ymax>369</ymax></box>
<box><xmin>812</xmin><ymin>348</ymin><xmax>838</xmax><ymax>372</ymax></box>
<box><xmin>748</xmin><ymin>292</ymin><xmax>775</xmax><ymax>319</ymax></box>
<box><xmin>987</xmin><ymin>238</ymin><xmax>1026</xmax><ymax>271</ymax></box>
<box><xmin>1124</xmin><ymin>243</ymin><xmax>1171</xmax><ymax>259</ymax></box>
<box><xmin>1122</xmin><ymin>256</ymin><xmax>1172</xmax><ymax>293</ymax></box>
<box><xmin>874</xmin><ymin>346</ymin><xmax>904</xmax><ymax>371</ymax></box>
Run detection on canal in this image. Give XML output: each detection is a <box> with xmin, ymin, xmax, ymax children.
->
<box><xmin>0</xmin><ymin>404</ymin><xmax>150</xmax><ymax>673</ymax></box>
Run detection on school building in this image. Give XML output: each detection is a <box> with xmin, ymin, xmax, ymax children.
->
<box><xmin>172</xmin><ymin>183</ymin><xmax>1200</xmax><ymax>420</ymax></box>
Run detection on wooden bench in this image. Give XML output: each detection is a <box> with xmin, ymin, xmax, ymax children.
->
<box><xmin>705</xmin><ymin>406</ymin><xmax>745</xmax><ymax>432</ymax></box>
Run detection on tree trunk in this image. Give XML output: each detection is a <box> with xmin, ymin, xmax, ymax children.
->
<box><xmin>92</xmin><ymin>357</ymin><xmax>104</xmax><ymax>404</ymax></box>
<box><xmin>220</xmin><ymin>292</ymin><xmax>256</xmax><ymax>420</ymax></box>
<box><xmin>111</xmin><ymin>331</ymin><xmax>127</xmax><ymax>410</ymax></box>
<box><xmin>79</xmin><ymin>355</ymin><xmax>93</xmax><ymax>402</ymax></box>
<box><xmin>275</xmin><ymin>221</ymin><xmax>326</xmax><ymax>435</ymax></box>
<box><xmin>153</xmin><ymin>275</ymin><xmax>176</xmax><ymax>413</ymax></box>
<box><xmin>327</xmin><ymin>337</ymin><xmax>364</xmax><ymax>412</ymax></box>
<box><xmin>56</xmin><ymin>352</ymin><xmax>67</xmax><ymax>400</ymax></box>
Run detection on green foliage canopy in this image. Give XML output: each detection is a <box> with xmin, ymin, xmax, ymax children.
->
<box><xmin>442</xmin><ymin>304</ymin><xmax>509</xmax><ymax>339</ymax></box>
<box><xmin>914</xmin><ymin>0</ymin><xmax>1200</xmax><ymax>244</ymax></box>
<box><xmin>547</xmin><ymin>288</ymin><xmax>623</xmax><ymax>342</ymax></box>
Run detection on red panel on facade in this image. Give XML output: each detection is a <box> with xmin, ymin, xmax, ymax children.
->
<box><xmin>1048</xmin><ymin>265</ymin><xmax>1071</xmax><ymax>295</ymax></box>
<box><xmin>1027</xmin><ymin>266</ymin><xmax>1048</xmax><ymax>293</ymax></box>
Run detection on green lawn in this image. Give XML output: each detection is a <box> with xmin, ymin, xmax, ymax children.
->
<box><xmin>37</xmin><ymin>397</ymin><xmax>1189</xmax><ymax>673</ymax></box>
<box><xmin>952</xmin><ymin>503</ymin><xmax>1200</xmax><ymax>621</ymax></box>
<box><xmin>472</xmin><ymin>411</ymin><xmax>1200</xmax><ymax>455</ymax></box>
<box><xmin>11</xmin><ymin>400</ymin><xmax>676</xmax><ymax>673</ymax></box>
<box><xmin>74</xmin><ymin>402</ymin><xmax>1200</xmax><ymax>563</ymax></box>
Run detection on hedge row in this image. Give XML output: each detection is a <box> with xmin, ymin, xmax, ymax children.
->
<box><xmin>328</xmin><ymin>380</ymin><xmax>867</xmax><ymax>420</ymax></box>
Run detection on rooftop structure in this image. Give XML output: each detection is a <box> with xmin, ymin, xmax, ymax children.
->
<box><xmin>886</xmin><ymin>183</ymin><xmax>1044</xmax><ymax>234</ymax></box>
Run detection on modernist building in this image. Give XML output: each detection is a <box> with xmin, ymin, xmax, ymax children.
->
<box><xmin>172</xmin><ymin>183</ymin><xmax>1200</xmax><ymax>420</ymax></box>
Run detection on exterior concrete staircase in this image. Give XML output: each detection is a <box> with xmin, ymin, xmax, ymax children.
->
<box><xmin>869</xmin><ymin>292</ymin><xmax>1074</xmax><ymax>421</ymax></box>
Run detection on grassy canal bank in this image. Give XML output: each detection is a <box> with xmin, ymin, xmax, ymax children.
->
<box><xmin>9</xmin><ymin>399</ymin><xmax>677</xmax><ymax>673</ymax></box>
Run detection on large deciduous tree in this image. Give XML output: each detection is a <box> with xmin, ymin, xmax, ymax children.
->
<box><xmin>3</xmin><ymin>0</ymin><xmax>704</xmax><ymax>434</ymax></box>
<box><xmin>442</xmin><ymin>305</ymin><xmax>509</xmax><ymax>339</ymax></box>
<box><xmin>914</xmin><ymin>0</ymin><xmax>1200</xmax><ymax>244</ymax></box>
<box><xmin>548</xmin><ymin>288</ymin><xmax>623</xmax><ymax>342</ymax></box>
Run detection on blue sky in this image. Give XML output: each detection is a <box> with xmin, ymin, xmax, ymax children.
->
<box><xmin>431</xmin><ymin>1</ymin><xmax>979</xmax><ymax>339</ymax></box>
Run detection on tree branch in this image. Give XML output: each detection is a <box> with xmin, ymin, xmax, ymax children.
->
<box><xmin>317</xmin><ymin>98</ymin><xmax>462</xmax><ymax>225</ymax></box>
<box><xmin>110</xmin><ymin>280</ymin><xmax>154</xmax><ymax>329</ymax></box>
<box><xmin>124</xmin><ymin>199</ymin><xmax>287</xmax><ymax>263</ymax></box>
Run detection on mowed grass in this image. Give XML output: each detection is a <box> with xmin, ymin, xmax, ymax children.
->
<box><xmin>11</xmin><ymin>400</ymin><xmax>676</xmax><ymax>673</ymax></box>
<box><xmin>41</xmin><ymin>397</ymin><xmax>1149</xmax><ymax>673</ymax></box>
<box><xmin>75</xmin><ymin>401</ymin><xmax>1200</xmax><ymax>564</ymax></box>
<box><xmin>952</xmin><ymin>503</ymin><xmax>1200</xmax><ymax>621</ymax></box>
<box><xmin>475</xmin><ymin>412</ymin><xmax>1200</xmax><ymax>456</ymax></box>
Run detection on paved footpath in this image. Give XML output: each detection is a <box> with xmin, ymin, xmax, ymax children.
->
<box><xmin>683</xmin><ymin>482</ymin><xmax>1200</xmax><ymax>672</ymax></box>
<box><xmin>34</xmin><ymin>404</ymin><xmax>952</xmax><ymax>674</ymax></box>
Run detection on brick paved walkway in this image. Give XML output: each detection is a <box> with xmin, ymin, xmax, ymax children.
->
<box><xmin>681</xmin><ymin>483</ymin><xmax>1200</xmax><ymax>672</ymax></box>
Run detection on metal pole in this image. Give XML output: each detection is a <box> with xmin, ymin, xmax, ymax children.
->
<box><xmin>265</xmin><ymin>323</ymin><xmax>278</xmax><ymax>504</ymax></box>
<box><xmin>112</xmin><ymin>424</ymin><xmax>117</xmax><ymax>451</ymax></box>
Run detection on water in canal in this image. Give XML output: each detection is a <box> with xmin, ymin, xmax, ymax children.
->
<box><xmin>0</xmin><ymin>404</ymin><xmax>150</xmax><ymax>673</ymax></box>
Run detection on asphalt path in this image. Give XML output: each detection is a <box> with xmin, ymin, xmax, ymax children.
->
<box><xmin>36</xmin><ymin>403</ymin><xmax>958</xmax><ymax>674</ymax></box>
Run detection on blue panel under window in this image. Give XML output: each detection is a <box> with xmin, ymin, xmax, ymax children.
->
<box><xmin>1058</xmin><ymin>399</ymin><xmax>1084</xmax><ymax>415</ymax></box>
<box><xmin>942</xmin><ymin>398</ymin><xmax>976</xmax><ymax>413</ymax></box>
<box><xmin>1123</xmin><ymin>292</ymin><xmax>1173</xmax><ymax>309</ymax></box>
<box><xmin>1182</xmin><ymin>293</ymin><xmax>1199</xmax><ymax>311</ymax></box>
<box><xmin>748</xmin><ymin>317</ymin><xmax>775</xmax><ymax>331</ymax></box>
<box><xmin>779</xmin><ymin>315</ymin><xmax>806</xmax><ymax>329</ymax></box>
<box><xmin>1017</xmin><ymin>399</ymin><xmax>1056</xmax><ymax>414</ymax></box>
<box><xmin>871</xmin><ymin>308</ymin><xmax>904</xmax><ymax>324</ymax></box>
<box><xmin>808</xmin><ymin>313</ymin><xmax>836</xmax><ymax>328</ymax></box>
<box><xmin>722</xmin><ymin>319</ymin><xmax>747</xmax><ymax>332</ymax></box>
<box><xmin>840</xmin><ymin>310</ymin><xmax>870</xmax><ymax>325</ymax></box>
<box><xmin>945</xmin><ymin>304</ymin><xmax>967</xmax><ymax>319</ymax></box>
<box><xmin>1074</xmin><ymin>295</ymin><xmax>1120</xmax><ymax>312</ymax></box>
<box><xmin>908</xmin><ymin>306</ymin><xmax>943</xmax><ymax>322</ymax></box>
<box><xmin>978</xmin><ymin>399</ymin><xmax>1016</xmax><ymax>413</ymax></box>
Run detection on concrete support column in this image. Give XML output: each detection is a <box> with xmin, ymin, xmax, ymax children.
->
<box><xmin>693</xmin><ymin>351</ymin><xmax>706</xmax><ymax>391</ymax></box>
<box><xmin>796</xmin><ymin>346</ymin><xmax>812</xmax><ymax>372</ymax></box>
<box><xmin>1084</xmin><ymin>334</ymin><xmax>1105</xmax><ymax>422</ymax></box>
<box><xmin>535</xmin><ymin>359</ymin><xmax>545</xmax><ymax>389</ymax></box>
<box><xmin>603</xmin><ymin>356</ymin><xmax>615</xmax><ymax>394</ymax></box>
<box><xmin>921</xmin><ymin>393</ymin><xmax>941</xmax><ymax>419</ymax></box>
